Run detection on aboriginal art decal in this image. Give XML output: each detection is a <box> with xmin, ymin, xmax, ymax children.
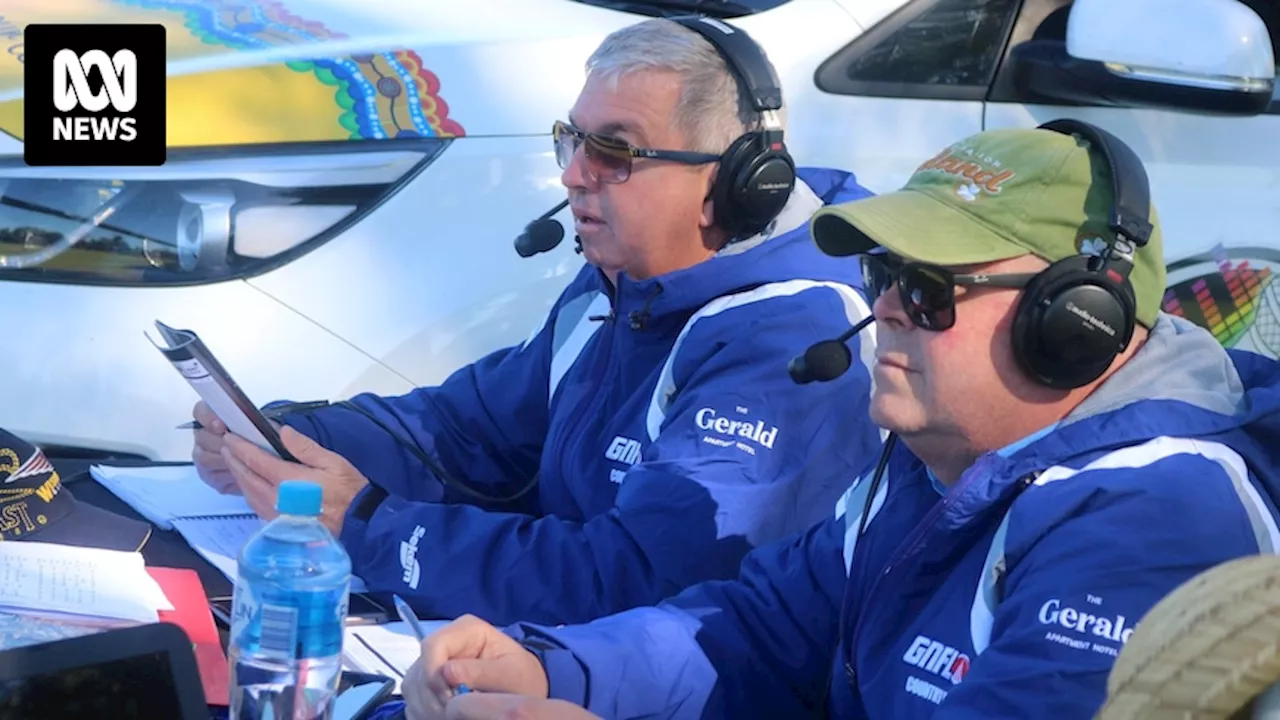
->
<box><xmin>116</xmin><ymin>0</ymin><xmax>465</xmax><ymax>140</ymax></box>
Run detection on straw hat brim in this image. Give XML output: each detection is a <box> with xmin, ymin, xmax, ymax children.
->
<box><xmin>1096</xmin><ymin>554</ymin><xmax>1280</xmax><ymax>720</ymax></box>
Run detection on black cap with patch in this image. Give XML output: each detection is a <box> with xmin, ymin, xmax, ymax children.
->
<box><xmin>0</xmin><ymin>429</ymin><xmax>151</xmax><ymax>551</ymax></box>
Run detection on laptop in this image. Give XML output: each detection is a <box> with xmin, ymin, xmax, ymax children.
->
<box><xmin>0</xmin><ymin>622</ymin><xmax>207</xmax><ymax>719</ymax></box>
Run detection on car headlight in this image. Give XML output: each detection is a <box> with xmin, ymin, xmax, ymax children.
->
<box><xmin>0</xmin><ymin>139</ymin><xmax>450</xmax><ymax>284</ymax></box>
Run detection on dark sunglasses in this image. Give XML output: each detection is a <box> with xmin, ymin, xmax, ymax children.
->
<box><xmin>860</xmin><ymin>253</ymin><xmax>1038</xmax><ymax>331</ymax></box>
<box><xmin>553</xmin><ymin>120</ymin><xmax>721</xmax><ymax>184</ymax></box>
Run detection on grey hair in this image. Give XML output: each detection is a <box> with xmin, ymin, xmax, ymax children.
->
<box><xmin>584</xmin><ymin>18</ymin><xmax>786</xmax><ymax>155</ymax></box>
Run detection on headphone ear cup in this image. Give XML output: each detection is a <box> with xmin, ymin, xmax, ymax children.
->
<box><xmin>711</xmin><ymin>133</ymin><xmax>795</xmax><ymax>239</ymax></box>
<box><xmin>1012</xmin><ymin>256</ymin><xmax>1137</xmax><ymax>390</ymax></box>
<box><xmin>710</xmin><ymin>133</ymin><xmax>760</xmax><ymax>239</ymax></box>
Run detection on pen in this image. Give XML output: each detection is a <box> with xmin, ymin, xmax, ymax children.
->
<box><xmin>393</xmin><ymin>594</ymin><xmax>470</xmax><ymax>696</ymax></box>
<box><xmin>393</xmin><ymin>594</ymin><xmax>426</xmax><ymax>641</ymax></box>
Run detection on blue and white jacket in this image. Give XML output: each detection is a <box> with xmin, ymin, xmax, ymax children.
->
<box><xmin>278</xmin><ymin>168</ymin><xmax>884</xmax><ymax>627</ymax></box>
<box><xmin>505</xmin><ymin>315</ymin><xmax>1280</xmax><ymax>718</ymax></box>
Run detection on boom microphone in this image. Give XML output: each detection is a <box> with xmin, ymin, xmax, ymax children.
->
<box><xmin>514</xmin><ymin>199</ymin><xmax>569</xmax><ymax>257</ymax></box>
<box><xmin>788</xmin><ymin>315</ymin><xmax>876</xmax><ymax>384</ymax></box>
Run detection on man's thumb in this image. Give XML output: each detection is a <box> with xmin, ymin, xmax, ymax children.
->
<box><xmin>280</xmin><ymin>426</ymin><xmax>328</xmax><ymax>465</ymax></box>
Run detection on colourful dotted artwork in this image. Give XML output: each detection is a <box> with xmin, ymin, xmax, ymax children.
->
<box><xmin>115</xmin><ymin>0</ymin><xmax>465</xmax><ymax>140</ymax></box>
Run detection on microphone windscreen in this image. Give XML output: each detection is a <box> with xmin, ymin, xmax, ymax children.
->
<box><xmin>514</xmin><ymin>219</ymin><xmax>565</xmax><ymax>258</ymax></box>
<box><xmin>803</xmin><ymin>342</ymin><xmax>853</xmax><ymax>383</ymax></box>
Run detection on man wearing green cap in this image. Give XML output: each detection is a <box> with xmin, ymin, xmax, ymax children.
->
<box><xmin>397</xmin><ymin>123</ymin><xmax>1280</xmax><ymax>720</ymax></box>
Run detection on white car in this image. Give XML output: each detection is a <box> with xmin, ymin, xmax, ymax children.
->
<box><xmin>0</xmin><ymin>0</ymin><xmax>1275</xmax><ymax>461</ymax></box>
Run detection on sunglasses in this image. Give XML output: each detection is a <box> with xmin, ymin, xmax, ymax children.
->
<box><xmin>860</xmin><ymin>253</ymin><xmax>1038</xmax><ymax>331</ymax></box>
<box><xmin>553</xmin><ymin>120</ymin><xmax>721</xmax><ymax>184</ymax></box>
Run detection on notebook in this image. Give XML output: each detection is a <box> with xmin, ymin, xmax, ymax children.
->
<box><xmin>90</xmin><ymin>464</ymin><xmax>256</xmax><ymax>531</ymax></box>
<box><xmin>0</xmin><ymin>540</ymin><xmax>172</xmax><ymax>626</ymax></box>
<box><xmin>90</xmin><ymin>464</ymin><xmax>367</xmax><ymax>592</ymax></box>
<box><xmin>342</xmin><ymin>620</ymin><xmax>450</xmax><ymax>694</ymax></box>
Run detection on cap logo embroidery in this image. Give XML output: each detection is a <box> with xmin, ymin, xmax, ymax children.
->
<box><xmin>7</xmin><ymin>451</ymin><xmax>54</xmax><ymax>485</ymax></box>
<box><xmin>0</xmin><ymin>448</ymin><xmax>19</xmax><ymax>482</ymax></box>
<box><xmin>917</xmin><ymin>146</ymin><xmax>1016</xmax><ymax>202</ymax></box>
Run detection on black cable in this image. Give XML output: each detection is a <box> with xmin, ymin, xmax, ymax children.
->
<box><xmin>332</xmin><ymin>399</ymin><xmax>541</xmax><ymax>505</ymax></box>
<box><xmin>815</xmin><ymin>433</ymin><xmax>897</xmax><ymax>718</ymax></box>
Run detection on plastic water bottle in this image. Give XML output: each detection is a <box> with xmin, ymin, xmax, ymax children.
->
<box><xmin>229</xmin><ymin>480</ymin><xmax>351</xmax><ymax>719</ymax></box>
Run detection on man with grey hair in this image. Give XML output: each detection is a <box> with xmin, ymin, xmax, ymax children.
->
<box><xmin>195</xmin><ymin>17</ymin><xmax>882</xmax><ymax>628</ymax></box>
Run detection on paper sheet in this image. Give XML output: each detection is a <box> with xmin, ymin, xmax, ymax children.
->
<box><xmin>90</xmin><ymin>464</ymin><xmax>255</xmax><ymax>531</ymax></box>
<box><xmin>0</xmin><ymin>541</ymin><xmax>170</xmax><ymax>624</ymax></box>
<box><xmin>342</xmin><ymin>620</ymin><xmax>450</xmax><ymax>693</ymax></box>
<box><xmin>147</xmin><ymin>321</ymin><xmax>291</xmax><ymax>461</ymax></box>
<box><xmin>169</xmin><ymin>355</ymin><xmax>285</xmax><ymax>458</ymax></box>
<box><xmin>171</xmin><ymin>515</ymin><xmax>368</xmax><ymax>593</ymax></box>
<box><xmin>171</xmin><ymin>515</ymin><xmax>263</xmax><ymax>582</ymax></box>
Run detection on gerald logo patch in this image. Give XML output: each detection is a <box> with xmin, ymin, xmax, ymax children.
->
<box><xmin>695</xmin><ymin>406</ymin><xmax>778</xmax><ymax>455</ymax></box>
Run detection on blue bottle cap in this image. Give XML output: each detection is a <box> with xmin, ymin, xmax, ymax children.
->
<box><xmin>276</xmin><ymin>480</ymin><xmax>323</xmax><ymax>516</ymax></box>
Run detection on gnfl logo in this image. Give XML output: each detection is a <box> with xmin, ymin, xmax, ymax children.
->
<box><xmin>23</xmin><ymin>24</ymin><xmax>167</xmax><ymax>166</ymax></box>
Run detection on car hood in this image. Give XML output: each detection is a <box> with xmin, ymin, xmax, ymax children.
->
<box><xmin>0</xmin><ymin>0</ymin><xmax>655</xmax><ymax>148</ymax></box>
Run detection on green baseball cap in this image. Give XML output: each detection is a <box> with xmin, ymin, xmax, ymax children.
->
<box><xmin>811</xmin><ymin>126</ymin><xmax>1166</xmax><ymax>327</ymax></box>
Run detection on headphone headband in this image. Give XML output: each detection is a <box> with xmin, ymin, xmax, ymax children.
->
<box><xmin>663</xmin><ymin>15</ymin><xmax>795</xmax><ymax>240</ymax></box>
<box><xmin>669</xmin><ymin>15</ymin><xmax>783</xmax><ymax>113</ymax></box>
<box><xmin>1036</xmin><ymin>119</ymin><xmax>1153</xmax><ymax>249</ymax></box>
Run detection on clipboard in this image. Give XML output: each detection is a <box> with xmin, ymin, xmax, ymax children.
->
<box><xmin>147</xmin><ymin>320</ymin><xmax>299</xmax><ymax>463</ymax></box>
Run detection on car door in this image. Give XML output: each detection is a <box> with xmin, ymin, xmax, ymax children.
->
<box><xmin>982</xmin><ymin>0</ymin><xmax>1280</xmax><ymax>359</ymax></box>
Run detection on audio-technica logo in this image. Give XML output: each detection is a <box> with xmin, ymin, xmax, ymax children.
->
<box><xmin>23</xmin><ymin>24</ymin><xmax>166</xmax><ymax>166</ymax></box>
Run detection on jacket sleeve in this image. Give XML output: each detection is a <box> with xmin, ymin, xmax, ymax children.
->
<box><xmin>277</xmin><ymin>306</ymin><xmax>555</xmax><ymax>512</ymax></box>
<box><xmin>506</xmin><ymin>506</ymin><xmax>851</xmax><ymax>719</ymax></box>
<box><xmin>338</xmin><ymin>285</ymin><xmax>880</xmax><ymax>626</ymax></box>
<box><xmin>934</xmin><ymin>451</ymin><xmax>1277</xmax><ymax>719</ymax></box>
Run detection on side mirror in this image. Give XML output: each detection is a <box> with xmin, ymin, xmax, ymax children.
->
<box><xmin>1011</xmin><ymin>0</ymin><xmax>1275</xmax><ymax>116</ymax></box>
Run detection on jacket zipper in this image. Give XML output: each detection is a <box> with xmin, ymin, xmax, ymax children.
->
<box><xmin>843</xmin><ymin>468</ymin><xmax>982</xmax><ymax>691</ymax></box>
<box><xmin>843</xmin><ymin>470</ymin><xmax>1037</xmax><ymax>692</ymax></box>
<box><xmin>553</xmin><ymin>299</ymin><xmax>618</xmax><ymax>497</ymax></box>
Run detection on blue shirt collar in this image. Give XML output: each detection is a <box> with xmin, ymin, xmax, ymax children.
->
<box><xmin>926</xmin><ymin>422</ymin><xmax>1060</xmax><ymax>495</ymax></box>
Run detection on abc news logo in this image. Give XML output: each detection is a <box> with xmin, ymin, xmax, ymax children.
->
<box><xmin>23</xmin><ymin>24</ymin><xmax>166</xmax><ymax>166</ymax></box>
<box><xmin>53</xmin><ymin>49</ymin><xmax>139</xmax><ymax>142</ymax></box>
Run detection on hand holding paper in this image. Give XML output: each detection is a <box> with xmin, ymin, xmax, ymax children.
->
<box><xmin>148</xmin><ymin>320</ymin><xmax>295</xmax><ymax>463</ymax></box>
<box><xmin>191</xmin><ymin>401</ymin><xmax>242</xmax><ymax>495</ymax></box>
<box><xmin>222</xmin><ymin>426</ymin><xmax>368</xmax><ymax>536</ymax></box>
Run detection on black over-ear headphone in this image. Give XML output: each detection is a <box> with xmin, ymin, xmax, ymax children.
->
<box><xmin>668</xmin><ymin>16</ymin><xmax>796</xmax><ymax>240</ymax></box>
<box><xmin>1009</xmin><ymin>118</ymin><xmax>1155</xmax><ymax>390</ymax></box>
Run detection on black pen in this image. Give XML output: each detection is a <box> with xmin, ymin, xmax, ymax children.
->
<box><xmin>176</xmin><ymin>399</ymin><xmax>331</xmax><ymax>430</ymax></box>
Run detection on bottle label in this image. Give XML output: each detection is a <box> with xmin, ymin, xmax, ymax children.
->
<box><xmin>258</xmin><ymin>603</ymin><xmax>299</xmax><ymax>660</ymax></box>
<box><xmin>231</xmin><ymin>573</ymin><xmax>349</xmax><ymax>659</ymax></box>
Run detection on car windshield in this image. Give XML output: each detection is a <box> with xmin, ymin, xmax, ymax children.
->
<box><xmin>568</xmin><ymin>0</ymin><xmax>791</xmax><ymax>18</ymax></box>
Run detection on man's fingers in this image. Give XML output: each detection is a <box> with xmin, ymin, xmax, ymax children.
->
<box><xmin>446</xmin><ymin>696</ymin><xmax>598</xmax><ymax>720</ymax></box>
<box><xmin>193</xmin><ymin>428</ymin><xmax>226</xmax><ymax>454</ymax></box>
<box><xmin>443</xmin><ymin>693</ymin><xmax>529</xmax><ymax>720</ymax></box>
<box><xmin>420</xmin><ymin>616</ymin><xmax>503</xmax><ymax>697</ymax></box>
<box><xmin>192</xmin><ymin>402</ymin><xmax>226</xmax><ymax>433</ymax></box>
<box><xmin>279</xmin><ymin>425</ymin><xmax>335</xmax><ymax>468</ymax></box>
<box><xmin>440</xmin><ymin>658</ymin><xmax>519</xmax><ymax>692</ymax></box>
<box><xmin>222</xmin><ymin>446</ymin><xmax>277</xmax><ymax>514</ymax></box>
<box><xmin>193</xmin><ymin>445</ymin><xmax>226</xmax><ymax>470</ymax></box>
<box><xmin>225</xmin><ymin>433</ymin><xmax>300</xmax><ymax>482</ymax></box>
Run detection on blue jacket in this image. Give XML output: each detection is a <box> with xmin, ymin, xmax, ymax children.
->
<box><xmin>278</xmin><ymin>168</ymin><xmax>884</xmax><ymax>626</ymax></box>
<box><xmin>505</xmin><ymin>315</ymin><xmax>1280</xmax><ymax>718</ymax></box>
